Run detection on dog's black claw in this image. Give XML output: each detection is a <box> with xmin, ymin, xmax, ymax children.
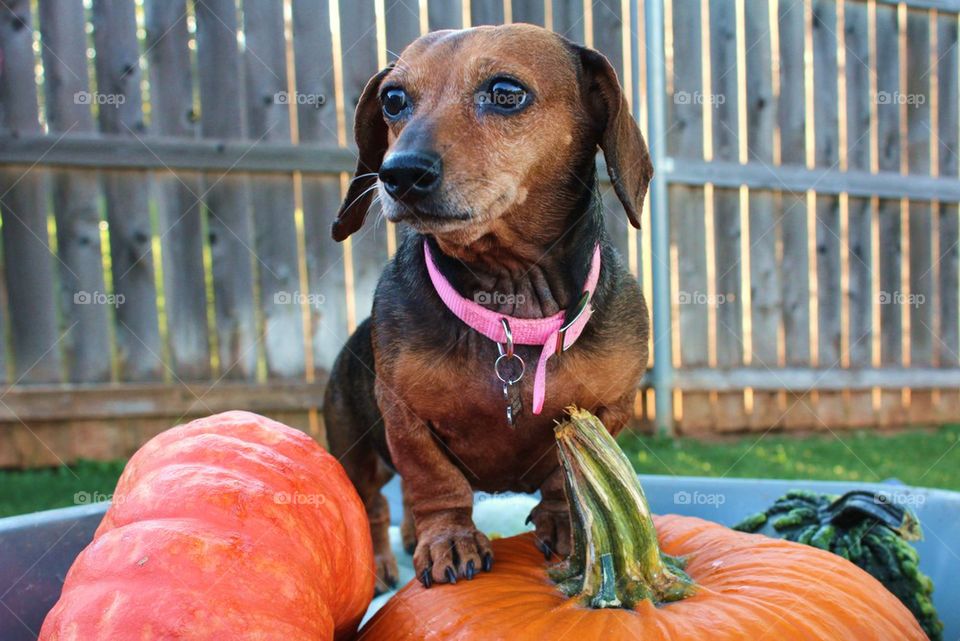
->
<box><xmin>482</xmin><ymin>553</ymin><xmax>494</xmax><ymax>572</ymax></box>
<box><xmin>445</xmin><ymin>566</ymin><xmax>457</xmax><ymax>584</ymax></box>
<box><xmin>420</xmin><ymin>569</ymin><xmax>432</xmax><ymax>588</ymax></box>
<box><xmin>465</xmin><ymin>560</ymin><xmax>475</xmax><ymax>580</ymax></box>
<box><xmin>525</xmin><ymin>513</ymin><xmax>534</xmax><ymax>526</ymax></box>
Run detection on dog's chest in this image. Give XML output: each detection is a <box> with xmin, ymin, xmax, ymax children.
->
<box><xmin>388</xmin><ymin>336</ymin><xmax>644</xmax><ymax>491</ymax></box>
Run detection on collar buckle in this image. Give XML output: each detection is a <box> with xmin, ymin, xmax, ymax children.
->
<box><xmin>555</xmin><ymin>291</ymin><xmax>591</xmax><ymax>355</ymax></box>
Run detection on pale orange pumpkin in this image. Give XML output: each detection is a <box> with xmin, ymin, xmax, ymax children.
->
<box><xmin>360</xmin><ymin>409</ymin><xmax>927</xmax><ymax>641</ymax></box>
<box><xmin>40</xmin><ymin>411</ymin><xmax>374</xmax><ymax>641</ymax></box>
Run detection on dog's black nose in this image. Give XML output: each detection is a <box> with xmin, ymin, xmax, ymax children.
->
<box><xmin>379</xmin><ymin>151</ymin><xmax>442</xmax><ymax>203</ymax></box>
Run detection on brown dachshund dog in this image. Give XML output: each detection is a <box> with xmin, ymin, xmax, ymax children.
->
<box><xmin>323</xmin><ymin>24</ymin><xmax>652</xmax><ymax>591</ymax></box>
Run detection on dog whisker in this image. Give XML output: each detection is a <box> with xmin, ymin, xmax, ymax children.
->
<box><xmin>386</xmin><ymin>49</ymin><xmax>412</xmax><ymax>73</ymax></box>
<box><xmin>367</xmin><ymin>196</ymin><xmax>386</xmax><ymax>229</ymax></box>
<box><xmin>343</xmin><ymin>182</ymin><xmax>381</xmax><ymax>214</ymax></box>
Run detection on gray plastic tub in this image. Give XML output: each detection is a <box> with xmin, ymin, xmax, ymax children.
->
<box><xmin>2</xmin><ymin>476</ymin><xmax>957</xmax><ymax>640</ymax></box>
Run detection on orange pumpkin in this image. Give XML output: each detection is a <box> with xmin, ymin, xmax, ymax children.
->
<box><xmin>360</xmin><ymin>409</ymin><xmax>927</xmax><ymax>641</ymax></box>
<box><xmin>40</xmin><ymin>411</ymin><xmax>374</xmax><ymax>641</ymax></box>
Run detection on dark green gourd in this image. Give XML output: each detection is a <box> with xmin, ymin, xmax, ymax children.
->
<box><xmin>734</xmin><ymin>489</ymin><xmax>941</xmax><ymax>641</ymax></box>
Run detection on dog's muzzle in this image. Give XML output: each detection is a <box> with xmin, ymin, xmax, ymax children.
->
<box><xmin>379</xmin><ymin>151</ymin><xmax>443</xmax><ymax>204</ymax></box>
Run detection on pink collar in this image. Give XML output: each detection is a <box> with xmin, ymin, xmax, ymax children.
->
<box><xmin>423</xmin><ymin>240</ymin><xmax>602</xmax><ymax>415</ymax></box>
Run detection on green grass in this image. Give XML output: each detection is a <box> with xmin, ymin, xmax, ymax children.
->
<box><xmin>0</xmin><ymin>460</ymin><xmax>127</xmax><ymax>518</ymax></box>
<box><xmin>618</xmin><ymin>424</ymin><xmax>960</xmax><ymax>491</ymax></box>
<box><xmin>1</xmin><ymin>426</ymin><xmax>958</xmax><ymax>518</ymax></box>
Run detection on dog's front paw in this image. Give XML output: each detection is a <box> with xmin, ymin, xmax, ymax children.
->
<box><xmin>413</xmin><ymin>514</ymin><xmax>493</xmax><ymax>587</ymax></box>
<box><xmin>373</xmin><ymin>551</ymin><xmax>400</xmax><ymax>595</ymax></box>
<box><xmin>401</xmin><ymin>510</ymin><xmax>417</xmax><ymax>555</ymax></box>
<box><xmin>527</xmin><ymin>499</ymin><xmax>572</xmax><ymax>560</ymax></box>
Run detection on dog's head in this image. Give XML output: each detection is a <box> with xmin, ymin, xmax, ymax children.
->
<box><xmin>331</xmin><ymin>24</ymin><xmax>652</xmax><ymax>246</ymax></box>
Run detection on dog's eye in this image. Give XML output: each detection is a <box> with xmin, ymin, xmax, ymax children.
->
<box><xmin>381</xmin><ymin>88</ymin><xmax>410</xmax><ymax>119</ymax></box>
<box><xmin>480</xmin><ymin>78</ymin><xmax>531</xmax><ymax>114</ymax></box>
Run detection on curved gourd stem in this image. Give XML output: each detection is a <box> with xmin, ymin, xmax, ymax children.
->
<box><xmin>550</xmin><ymin>407</ymin><xmax>697</xmax><ymax>609</ymax></box>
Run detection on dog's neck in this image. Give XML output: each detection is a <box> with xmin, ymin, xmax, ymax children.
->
<box><xmin>427</xmin><ymin>167</ymin><xmax>603</xmax><ymax>319</ymax></box>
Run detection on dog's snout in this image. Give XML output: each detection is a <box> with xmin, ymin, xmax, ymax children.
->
<box><xmin>379</xmin><ymin>152</ymin><xmax>443</xmax><ymax>203</ymax></box>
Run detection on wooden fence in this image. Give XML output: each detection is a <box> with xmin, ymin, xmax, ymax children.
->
<box><xmin>0</xmin><ymin>0</ymin><xmax>957</xmax><ymax>467</ymax></box>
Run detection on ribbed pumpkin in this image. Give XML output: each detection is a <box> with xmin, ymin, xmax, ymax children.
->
<box><xmin>40</xmin><ymin>411</ymin><xmax>374</xmax><ymax>641</ymax></box>
<box><xmin>359</xmin><ymin>408</ymin><xmax>928</xmax><ymax>641</ymax></box>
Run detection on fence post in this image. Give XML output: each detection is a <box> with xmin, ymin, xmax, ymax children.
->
<box><xmin>642</xmin><ymin>0</ymin><xmax>674</xmax><ymax>436</ymax></box>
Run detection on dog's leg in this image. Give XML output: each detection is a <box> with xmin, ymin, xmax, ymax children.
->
<box><xmin>400</xmin><ymin>479</ymin><xmax>417</xmax><ymax>554</ymax></box>
<box><xmin>530</xmin><ymin>394</ymin><xmax>636</xmax><ymax>559</ymax></box>
<box><xmin>323</xmin><ymin>320</ymin><xmax>398</xmax><ymax>594</ymax></box>
<box><xmin>528</xmin><ymin>465</ymin><xmax>571</xmax><ymax>558</ymax></box>
<box><xmin>337</xmin><ymin>444</ymin><xmax>397</xmax><ymax>593</ymax></box>
<box><xmin>377</xmin><ymin>389</ymin><xmax>493</xmax><ymax>585</ymax></box>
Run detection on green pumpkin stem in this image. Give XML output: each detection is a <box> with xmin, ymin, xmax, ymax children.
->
<box><xmin>551</xmin><ymin>407</ymin><xmax>697</xmax><ymax>609</ymax></box>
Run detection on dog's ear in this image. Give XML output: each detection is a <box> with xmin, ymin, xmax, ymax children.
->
<box><xmin>575</xmin><ymin>46</ymin><xmax>652</xmax><ymax>229</ymax></box>
<box><xmin>332</xmin><ymin>66</ymin><xmax>393</xmax><ymax>242</ymax></box>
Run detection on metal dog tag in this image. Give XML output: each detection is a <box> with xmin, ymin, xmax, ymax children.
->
<box><xmin>496</xmin><ymin>319</ymin><xmax>525</xmax><ymax>429</ymax></box>
<box><xmin>502</xmin><ymin>380</ymin><xmax>523</xmax><ymax>428</ymax></box>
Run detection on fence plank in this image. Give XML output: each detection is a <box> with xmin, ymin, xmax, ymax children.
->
<box><xmin>676</xmin><ymin>365</ymin><xmax>960</xmax><ymax>391</ymax></box>
<box><xmin>385</xmin><ymin>0</ymin><xmax>423</xmax><ymax>54</ymax></box>
<box><xmin>195</xmin><ymin>0</ymin><xmax>258</xmax><ymax>380</ymax></box>
<box><xmin>875</xmin><ymin>3</ymin><xmax>907</xmax><ymax>426</ymax></box>
<box><xmin>905</xmin><ymin>9</ymin><xmax>937</xmax><ymax>424</ymax></box>
<box><xmin>662</xmin><ymin>156</ymin><xmax>960</xmax><ymax>199</ymax></box>
<box><xmin>0</xmin><ymin>0</ymin><xmax>62</xmax><ymax>383</ymax></box>
<box><xmin>293</xmin><ymin>3</ymin><xmax>339</xmax><ymax>145</ymax></box>
<box><xmin>0</xmin><ymin>245</ymin><xmax>6</xmax><ymax>383</ymax></box>
<box><xmin>668</xmin><ymin>0</ymin><xmax>712</xmax><ymax>433</ymax></box>
<box><xmin>292</xmin><ymin>0</ymin><xmax>350</xmax><ymax>370</ymax></box>
<box><xmin>91</xmin><ymin>0</ymin><xmax>163</xmax><ymax>382</ymax></box>
<box><xmin>146</xmin><ymin>0</ymin><xmax>211</xmax><ymax>381</ymax></box>
<box><xmin>812</xmin><ymin>0</ymin><xmax>846</xmax><ymax>428</ymax></box>
<box><xmin>936</xmin><ymin>11</ymin><xmax>960</xmax><ymax>421</ymax></box>
<box><xmin>708</xmin><ymin>0</ymin><xmax>746</xmax><ymax>430</ymax></box>
<box><xmin>429</xmin><ymin>0</ymin><xmax>464</xmax><ymax>30</ymax></box>
<box><xmin>0</xmin><ymin>379</ymin><xmax>327</xmax><ymax>424</ymax></box>
<box><xmin>512</xmin><ymin>0</ymin><xmax>546</xmax><ymax>26</ymax></box>
<box><xmin>243</xmin><ymin>0</ymin><xmax>306</xmax><ymax>380</ymax></box>
<box><xmin>472</xmin><ymin>0</ymin><xmax>504</xmax><ymax>25</ymax></box>
<box><xmin>550</xmin><ymin>0</ymin><xmax>584</xmax><ymax>43</ymax></box>
<box><xmin>778</xmin><ymin>0</ymin><xmax>816</xmax><ymax>428</ymax></box>
<box><xmin>38</xmin><ymin>0</ymin><xmax>111</xmax><ymax>383</ymax></box>
<box><xmin>340</xmin><ymin>0</ymin><xmax>389</xmax><ymax>328</ymax></box>
<box><xmin>593</xmin><ymin>0</ymin><xmax>625</xmax><ymax>75</ymax></box>
<box><xmin>744</xmin><ymin>0</ymin><xmax>782</xmax><ymax>430</ymax></box>
<box><xmin>844</xmin><ymin>0</ymin><xmax>875</xmax><ymax>427</ymax></box>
